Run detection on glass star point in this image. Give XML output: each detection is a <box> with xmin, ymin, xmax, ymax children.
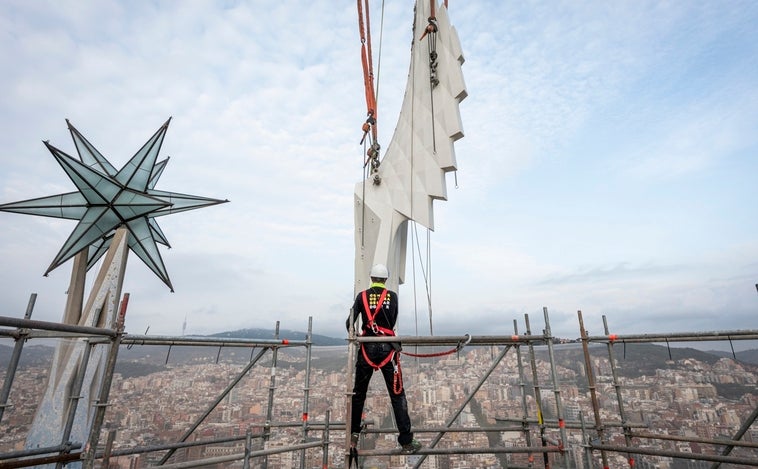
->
<box><xmin>0</xmin><ymin>119</ymin><xmax>228</xmax><ymax>291</ymax></box>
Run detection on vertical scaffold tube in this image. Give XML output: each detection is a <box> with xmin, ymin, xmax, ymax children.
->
<box><xmin>526</xmin><ymin>313</ymin><xmax>550</xmax><ymax>469</ymax></box>
<box><xmin>322</xmin><ymin>410</ymin><xmax>331</xmax><ymax>469</ymax></box>
<box><xmin>602</xmin><ymin>315</ymin><xmax>634</xmax><ymax>468</ymax></box>
<box><xmin>514</xmin><ymin>319</ymin><xmax>533</xmax><ymax>467</ymax></box>
<box><xmin>0</xmin><ymin>293</ymin><xmax>36</xmax><ymax>425</ymax></box>
<box><xmin>244</xmin><ymin>429</ymin><xmax>252</xmax><ymax>469</ymax></box>
<box><xmin>60</xmin><ymin>339</ymin><xmax>94</xmax><ymax>469</ymax></box>
<box><xmin>578</xmin><ymin>310</ymin><xmax>608</xmax><ymax>469</ymax></box>
<box><xmin>262</xmin><ymin>321</ymin><xmax>281</xmax><ymax>469</ymax></box>
<box><xmin>83</xmin><ymin>293</ymin><xmax>129</xmax><ymax>469</ymax></box>
<box><xmin>543</xmin><ymin>307</ymin><xmax>571</xmax><ymax>468</ymax></box>
<box><xmin>300</xmin><ymin>317</ymin><xmax>313</xmax><ymax>469</ymax></box>
<box><xmin>344</xmin><ymin>308</ymin><xmax>358</xmax><ymax>469</ymax></box>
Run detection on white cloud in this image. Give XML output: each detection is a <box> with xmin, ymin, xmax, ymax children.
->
<box><xmin>621</xmin><ymin>90</ymin><xmax>758</xmax><ymax>180</ymax></box>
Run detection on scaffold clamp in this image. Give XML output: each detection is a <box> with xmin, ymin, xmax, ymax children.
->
<box><xmin>456</xmin><ymin>334</ymin><xmax>472</xmax><ymax>352</ymax></box>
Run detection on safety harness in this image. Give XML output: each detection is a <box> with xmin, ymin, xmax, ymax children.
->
<box><xmin>359</xmin><ymin>287</ymin><xmax>403</xmax><ymax>395</ymax></box>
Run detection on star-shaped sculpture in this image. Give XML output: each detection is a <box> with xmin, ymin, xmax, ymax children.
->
<box><xmin>0</xmin><ymin>118</ymin><xmax>228</xmax><ymax>291</ymax></box>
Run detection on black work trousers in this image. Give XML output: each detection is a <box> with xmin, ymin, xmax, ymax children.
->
<box><xmin>351</xmin><ymin>343</ymin><xmax>413</xmax><ymax>445</ymax></box>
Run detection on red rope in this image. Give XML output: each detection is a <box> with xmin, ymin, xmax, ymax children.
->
<box><xmin>393</xmin><ymin>356</ymin><xmax>403</xmax><ymax>394</ymax></box>
<box><xmin>400</xmin><ymin>335</ymin><xmax>471</xmax><ymax>358</ymax></box>
<box><xmin>401</xmin><ymin>347</ymin><xmax>458</xmax><ymax>358</ymax></box>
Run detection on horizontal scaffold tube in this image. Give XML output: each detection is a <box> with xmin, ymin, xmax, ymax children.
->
<box><xmin>120</xmin><ymin>334</ymin><xmax>307</xmax><ymax>347</ymax></box>
<box><xmin>0</xmin><ymin>452</ymin><xmax>81</xmax><ymax>469</ymax></box>
<box><xmin>0</xmin><ymin>316</ymin><xmax>117</xmax><ymax>338</ymax></box>
<box><xmin>586</xmin><ymin>329</ymin><xmax>758</xmax><ymax>343</ymax></box>
<box><xmin>365</xmin><ymin>425</ymin><xmax>526</xmax><ymax>434</ymax></box>
<box><xmin>588</xmin><ymin>443</ymin><xmax>758</xmax><ymax>466</ymax></box>
<box><xmin>267</xmin><ymin>422</ymin><xmax>539</xmax><ymax>434</ymax></box>
<box><xmin>0</xmin><ymin>443</ymin><xmax>82</xmax><ymax>461</ymax></box>
<box><xmin>2</xmin><ymin>330</ymin><xmax>113</xmax><ymax>340</ymax></box>
<box><xmin>107</xmin><ymin>434</ymin><xmax>258</xmax><ymax>457</ymax></box>
<box><xmin>357</xmin><ymin>334</ymin><xmax>544</xmax><ymax>346</ymax></box>
<box><xmin>157</xmin><ymin>441</ymin><xmax>323</xmax><ymax>469</ymax></box>
<box><xmin>355</xmin><ymin>445</ymin><xmax>561</xmax><ymax>457</ymax></box>
<box><xmin>630</xmin><ymin>431</ymin><xmax>758</xmax><ymax>449</ymax></box>
<box><xmin>495</xmin><ymin>416</ymin><xmax>648</xmax><ymax>430</ymax></box>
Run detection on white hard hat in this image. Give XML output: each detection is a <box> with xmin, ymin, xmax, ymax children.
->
<box><xmin>369</xmin><ymin>264</ymin><xmax>389</xmax><ymax>279</ymax></box>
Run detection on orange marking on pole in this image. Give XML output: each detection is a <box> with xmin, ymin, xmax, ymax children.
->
<box><xmin>282</xmin><ymin>339</ymin><xmax>289</xmax><ymax>345</ymax></box>
<box><xmin>511</xmin><ymin>335</ymin><xmax>519</xmax><ymax>341</ymax></box>
<box><xmin>608</xmin><ymin>334</ymin><xmax>618</xmax><ymax>342</ymax></box>
<box><xmin>558</xmin><ymin>419</ymin><xmax>565</xmax><ymax>428</ymax></box>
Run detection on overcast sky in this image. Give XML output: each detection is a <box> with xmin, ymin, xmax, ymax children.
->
<box><xmin>1</xmin><ymin>1</ymin><xmax>756</xmax><ymax>345</ymax></box>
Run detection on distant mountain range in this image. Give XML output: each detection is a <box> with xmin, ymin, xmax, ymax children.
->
<box><xmin>208</xmin><ymin>327</ymin><xmax>345</xmax><ymax>346</ymax></box>
<box><xmin>709</xmin><ymin>348</ymin><xmax>758</xmax><ymax>364</ymax></box>
<box><xmin>206</xmin><ymin>329</ymin><xmax>758</xmax><ymax>365</ymax></box>
<box><xmin>209</xmin><ymin>329</ymin><xmax>758</xmax><ymax>366</ymax></box>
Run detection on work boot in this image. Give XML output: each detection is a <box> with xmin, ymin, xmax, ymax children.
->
<box><xmin>400</xmin><ymin>439</ymin><xmax>422</xmax><ymax>454</ymax></box>
<box><xmin>350</xmin><ymin>432</ymin><xmax>360</xmax><ymax>448</ymax></box>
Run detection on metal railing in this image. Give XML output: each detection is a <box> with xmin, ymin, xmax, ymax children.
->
<box><xmin>2</xmin><ymin>294</ymin><xmax>757</xmax><ymax>468</ymax></box>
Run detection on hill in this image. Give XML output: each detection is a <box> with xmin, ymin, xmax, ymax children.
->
<box><xmin>708</xmin><ymin>348</ymin><xmax>758</xmax><ymax>364</ymax></box>
<box><xmin>209</xmin><ymin>327</ymin><xmax>344</xmax><ymax>346</ymax></box>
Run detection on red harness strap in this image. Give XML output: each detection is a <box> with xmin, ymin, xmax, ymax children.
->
<box><xmin>361</xmin><ymin>289</ymin><xmax>392</xmax><ymax>335</ymax></box>
<box><xmin>360</xmin><ymin>289</ymin><xmax>395</xmax><ymax>370</ymax></box>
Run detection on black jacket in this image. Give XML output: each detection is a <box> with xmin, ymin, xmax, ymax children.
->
<box><xmin>346</xmin><ymin>284</ymin><xmax>398</xmax><ymax>336</ymax></box>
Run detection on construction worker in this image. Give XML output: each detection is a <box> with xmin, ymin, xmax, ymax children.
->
<box><xmin>346</xmin><ymin>263</ymin><xmax>421</xmax><ymax>454</ymax></box>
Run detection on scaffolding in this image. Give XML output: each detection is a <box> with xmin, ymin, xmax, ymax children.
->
<box><xmin>1</xmin><ymin>295</ymin><xmax>757</xmax><ymax>468</ymax></box>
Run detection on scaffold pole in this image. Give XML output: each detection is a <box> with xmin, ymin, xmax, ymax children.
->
<box><xmin>0</xmin><ymin>293</ymin><xmax>36</xmax><ymax>425</ymax></box>
<box><xmin>578</xmin><ymin>310</ymin><xmax>608</xmax><ymax>469</ymax></box>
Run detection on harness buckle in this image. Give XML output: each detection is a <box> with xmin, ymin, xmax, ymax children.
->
<box><xmin>369</xmin><ymin>322</ymin><xmax>379</xmax><ymax>334</ymax></box>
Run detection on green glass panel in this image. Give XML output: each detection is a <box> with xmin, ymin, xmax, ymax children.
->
<box><xmin>93</xmin><ymin>211</ymin><xmax>122</xmax><ymax>237</ymax></box>
<box><xmin>69</xmin><ymin>121</ymin><xmax>117</xmax><ymax>175</ymax></box>
<box><xmin>148</xmin><ymin>158</ymin><xmax>169</xmax><ymax>189</ymax></box>
<box><xmin>116</xmin><ymin>121</ymin><xmax>167</xmax><ymax>190</ymax></box>
<box><xmin>128</xmin><ymin>217</ymin><xmax>151</xmax><ymax>241</ymax></box>
<box><xmin>114</xmin><ymin>191</ymin><xmax>166</xmax><ymax>220</ymax></box>
<box><xmin>92</xmin><ymin>177</ymin><xmax>121</xmax><ymax>200</ymax></box>
<box><xmin>0</xmin><ymin>193</ymin><xmax>87</xmax><ymax>219</ymax></box>
<box><xmin>126</xmin><ymin>218</ymin><xmax>172</xmax><ymax>290</ymax></box>
<box><xmin>149</xmin><ymin>190</ymin><xmax>226</xmax><ymax>216</ymax></box>
<box><xmin>46</xmin><ymin>207</ymin><xmax>109</xmax><ymax>272</ymax></box>
<box><xmin>149</xmin><ymin>218</ymin><xmax>170</xmax><ymax>246</ymax></box>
